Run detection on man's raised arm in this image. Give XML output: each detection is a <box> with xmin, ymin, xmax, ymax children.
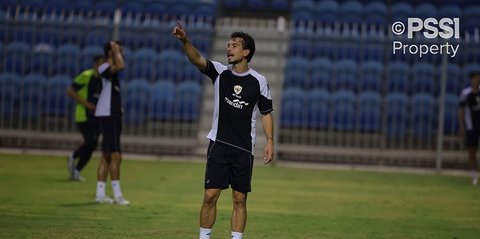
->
<box><xmin>172</xmin><ymin>21</ymin><xmax>207</xmax><ymax>71</ymax></box>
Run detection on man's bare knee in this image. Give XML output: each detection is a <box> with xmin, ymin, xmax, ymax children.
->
<box><xmin>203</xmin><ymin>189</ymin><xmax>221</xmax><ymax>206</ymax></box>
<box><xmin>232</xmin><ymin>191</ymin><xmax>247</xmax><ymax>208</ymax></box>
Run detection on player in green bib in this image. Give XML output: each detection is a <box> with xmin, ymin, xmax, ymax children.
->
<box><xmin>66</xmin><ymin>55</ymin><xmax>104</xmax><ymax>181</ymax></box>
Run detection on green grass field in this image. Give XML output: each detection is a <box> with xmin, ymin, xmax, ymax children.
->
<box><xmin>0</xmin><ymin>153</ymin><xmax>479</xmax><ymax>239</ymax></box>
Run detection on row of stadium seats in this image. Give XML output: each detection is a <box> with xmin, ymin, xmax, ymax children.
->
<box><xmin>291</xmin><ymin>1</ymin><xmax>479</xmax><ymax>33</ymax></box>
<box><xmin>280</xmin><ymin>88</ymin><xmax>459</xmax><ymax>138</ymax></box>
<box><xmin>288</xmin><ymin>36</ymin><xmax>480</xmax><ymax>65</ymax></box>
<box><xmin>1</xmin><ymin>0</ymin><xmax>218</xmax><ymax>20</ymax></box>
<box><xmin>223</xmin><ymin>0</ymin><xmax>290</xmax><ymax>11</ymax></box>
<box><xmin>0</xmin><ymin>73</ymin><xmax>203</xmax><ymax>123</ymax></box>
<box><xmin>2</xmin><ymin>19</ymin><xmax>213</xmax><ymax>50</ymax></box>
<box><xmin>284</xmin><ymin>57</ymin><xmax>479</xmax><ymax>95</ymax></box>
<box><xmin>0</xmin><ymin>42</ymin><xmax>204</xmax><ymax>82</ymax></box>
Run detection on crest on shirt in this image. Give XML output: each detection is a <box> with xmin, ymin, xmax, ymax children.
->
<box><xmin>234</xmin><ymin>85</ymin><xmax>242</xmax><ymax>95</ymax></box>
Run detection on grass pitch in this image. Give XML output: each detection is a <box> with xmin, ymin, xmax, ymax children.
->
<box><xmin>0</xmin><ymin>153</ymin><xmax>479</xmax><ymax>239</ymax></box>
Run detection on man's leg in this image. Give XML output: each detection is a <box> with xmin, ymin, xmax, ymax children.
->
<box><xmin>468</xmin><ymin>147</ymin><xmax>478</xmax><ymax>185</ymax></box>
<box><xmin>76</xmin><ymin>121</ymin><xmax>99</xmax><ymax>172</ymax></box>
<box><xmin>231</xmin><ymin>190</ymin><xmax>247</xmax><ymax>238</ymax></box>
<box><xmin>199</xmin><ymin>188</ymin><xmax>221</xmax><ymax>239</ymax></box>
<box><xmin>95</xmin><ymin>152</ymin><xmax>113</xmax><ymax>203</ymax></box>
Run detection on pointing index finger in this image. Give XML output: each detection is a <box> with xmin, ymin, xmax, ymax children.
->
<box><xmin>176</xmin><ymin>20</ymin><xmax>184</xmax><ymax>29</ymax></box>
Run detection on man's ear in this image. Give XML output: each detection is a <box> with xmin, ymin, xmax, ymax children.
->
<box><xmin>243</xmin><ymin>49</ymin><xmax>250</xmax><ymax>58</ymax></box>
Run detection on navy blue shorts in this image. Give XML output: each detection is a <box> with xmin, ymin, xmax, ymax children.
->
<box><xmin>204</xmin><ymin>140</ymin><xmax>254</xmax><ymax>193</ymax></box>
<box><xmin>99</xmin><ymin>116</ymin><xmax>122</xmax><ymax>153</ymax></box>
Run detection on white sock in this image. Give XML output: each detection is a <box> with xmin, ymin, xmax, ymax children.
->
<box><xmin>199</xmin><ymin>227</ymin><xmax>212</xmax><ymax>239</ymax></box>
<box><xmin>111</xmin><ymin>180</ymin><xmax>123</xmax><ymax>198</ymax></box>
<box><xmin>96</xmin><ymin>181</ymin><xmax>106</xmax><ymax>198</ymax></box>
<box><xmin>472</xmin><ymin>170</ymin><xmax>478</xmax><ymax>180</ymax></box>
<box><xmin>231</xmin><ymin>231</ymin><xmax>243</xmax><ymax>239</ymax></box>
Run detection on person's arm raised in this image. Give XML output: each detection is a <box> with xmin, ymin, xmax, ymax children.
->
<box><xmin>109</xmin><ymin>42</ymin><xmax>124</xmax><ymax>73</ymax></box>
<box><xmin>172</xmin><ymin>22</ymin><xmax>207</xmax><ymax>71</ymax></box>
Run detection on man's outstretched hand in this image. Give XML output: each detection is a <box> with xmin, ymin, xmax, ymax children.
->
<box><xmin>172</xmin><ymin>20</ymin><xmax>187</xmax><ymax>42</ymax></box>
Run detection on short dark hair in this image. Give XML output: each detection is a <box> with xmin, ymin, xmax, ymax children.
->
<box><xmin>230</xmin><ymin>32</ymin><xmax>255</xmax><ymax>62</ymax></box>
<box><xmin>93</xmin><ymin>55</ymin><xmax>104</xmax><ymax>64</ymax></box>
<box><xmin>469</xmin><ymin>71</ymin><xmax>480</xmax><ymax>79</ymax></box>
<box><xmin>103</xmin><ymin>40</ymin><xmax>122</xmax><ymax>57</ymax></box>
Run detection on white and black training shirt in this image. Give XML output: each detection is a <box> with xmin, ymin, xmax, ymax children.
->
<box><xmin>95</xmin><ymin>62</ymin><xmax>122</xmax><ymax>117</ymax></box>
<box><xmin>459</xmin><ymin>86</ymin><xmax>480</xmax><ymax>130</ymax></box>
<box><xmin>201</xmin><ymin>60</ymin><xmax>273</xmax><ymax>154</ymax></box>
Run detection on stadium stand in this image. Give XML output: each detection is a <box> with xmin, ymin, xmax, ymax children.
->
<box><xmin>1</xmin><ymin>0</ymin><xmax>480</xmax><ymax>167</ymax></box>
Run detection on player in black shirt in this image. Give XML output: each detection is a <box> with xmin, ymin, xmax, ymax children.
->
<box><xmin>173</xmin><ymin>22</ymin><xmax>274</xmax><ymax>239</ymax></box>
<box><xmin>459</xmin><ymin>71</ymin><xmax>480</xmax><ymax>186</ymax></box>
<box><xmin>94</xmin><ymin>41</ymin><xmax>129</xmax><ymax>205</ymax></box>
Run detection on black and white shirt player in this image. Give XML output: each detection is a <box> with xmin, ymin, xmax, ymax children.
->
<box><xmin>202</xmin><ymin>60</ymin><xmax>273</xmax><ymax>154</ymax></box>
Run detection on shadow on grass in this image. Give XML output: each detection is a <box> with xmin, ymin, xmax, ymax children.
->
<box><xmin>60</xmin><ymin>202</ymin><xmax>99</xmax><ymax>207</ymax></box>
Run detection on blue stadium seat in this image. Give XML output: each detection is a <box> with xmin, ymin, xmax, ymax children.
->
<box><xmin>93</xmin><ymin>0</ymin><xmax>116</xmax><ymax>18</ymax></box>
<box><xmin>192</xmin><ymin>4</ymin><xmax>216</xmax><ymax>23</ymax></box>
<box><xmin>61</xmin><ymin>28</ymin><xmax>85</xmax><ymax>47</ymax></box>
<box><xmin>363</xmin><ymin>1</ymin><xmax>387</xmax><ymax>26</ymax></box>
<box><xmin>68</xmin><ymin>0</ymin><xmax>92</xmax><ymax>16</ymax></box>
<box><xmin>340</xmin><ymin>1</ymin><xmax>363</xmax><ymax>24</ymax></box>
<box><xmin>415</xmin><ymin>3</ymin><xmax>437</xmax><ymax>19</ymax></box>
<box><xmin>157</xmin><ymin>50</ymin><xmax>185</xmax><ymax>81</ymax></box>
<box><xmin>357</xmin><ymin>91</ymin><xmax>381</xmax><ymax>132</ymax></box>
<box><xmin>45</xmin><ymin>75</ymin><xmax>71</xmax><ymax>117</ymax></box>
<box><xmin>442</xmin><ymin>64</ymin><xmax>462</xmax><ymax>95</ymax></box>
<box><xmin>411</xmin><ymin>93</ymin><xmax>436</xmax><ymax>138</ymax></box>
<box><xmin>5</xmin><ymin>42</ymin><xmax>30</xmax><ymax>75</ymax></box>
<box><xmin>462</xmin><ymin>6</ymin><xmax>480</xmax><ymax>33</ymax></box>
<box><xmin>281</xmin><ymin>88</ymin><xmax>306</xmax><ymax>128</ymax></box>
<box><xmin>443</xmin><ymin>94</ymin><xmax>458</xmax><ymax>135</ymax></box>
<box><xmin>387</xmin><ymin>62</ymin><xmax>410</xmax><ymax>93</ymax></box>
<box><xmin>412</xmin><ymin>63</ymin><xmax>436</xmax><ymax>95</ymax></box>
<box><xmin>80</xmin><ymin>45</ymin><xmax>103</xmax><ymax>71</ymax></box>
<box><xmin>307</xmin><ymin>89</ymin><xmax>329</xmax><ymax>128</ymax></box>
<box><xmin>85</xmin><ymin>29</ymin><xmax>110</xmax><ymax>47</ymax></box>
<box><xmin>358</xmin><ymin>61</ymin><xmax>383</xmax><ymax>92</ymax></box>
<box><xmin>247</xmin><ymin>0</ymin><xmax>267</xmax><ymax>10</ymax></box>
<box><xmin>150</xmin><ymin>80</ymin><xmax>176</xmax><ymax>120</ymax></box>
<box><xmin>30</xmin><ymin>43</ymin><xmax>55</xmax><ymax>75</ymax></box>
<box><xmin>170</xmin><ymin>4</ymin><xmax>190</xmax><ymax>19</ymax></box>
<box><xmin>288</xmin><ymin>39</ymin><xmax>311</xmax><ymax>58</ymax></box>
<box><xmin>131</xmin><ymin>48</ymin><xmax>157</xmax><ymax>81</ymax></box>
<box><xmin>0</xmin><ymin>0</ymin><xmax>17</xmax><ymax>9</ymax></box>
<box><xmin>316</xmin><ymin>0</ymin><xmax>339</xmax><ymax>25</ymax></box>
<box><xmin>121</xmin><ymin>1</ymin><xmax>143</xmax><ymax>16</ymax></box>
<box><xmin>332</xmin><ymin>60</ymin><xmax>357</xmax><ymax>91</ymax></box>
<box><xmin>391</xmin><ymin>2</ymin><xmax>413</xmax><ymax>22</ymax></box>
<box><xmin>144</xmin><ymin>2</ymin><xmax>167</xmax><ymax>16</ymax></box>
<box><xmin>310</xmin><ymin>57</ymin><xmax>333</xmax><ymax>89</ymax></box>
<box><xmin>438</xmin><ymin>5</ymin><xmax>462</xmax><ymax>18</ymax></box>
<box><xmin>386</xmin><ymin>92</ymin><xmax>409</xmax><ymax>138</ymax></box>
<box><xmin>21</xmin><ymin>74</ymin><xmax>46</xmax><ymax>120</ymax></box>
<box><xmin>292</xmin><ymin>0</ymin><xmax>315</xmax><ymax>12</ymax></box>
<box><xmin>55</xmin><ymin>44</ymin><xmax>80</xmax><ymax>77</ymax></box>
<box><xmin>462</xmin><ymin>63</ymin><xmax>480</xmax><ymax>88</ymax></box>
<box><xmin>0</xmin><ymin>73</ymin><xmax>21</xmax><ymax>117</ymax></box>
<box><xmin>331</xmin><ymin>90</ymin><xmax>356</xmax><ymax>130</ymax></box>
<box><xmin>270</xmin><ymin>0</ymin><xmax>289</xmax><ymax>11</ymax></box>
<box><xmin>44</xmin><ymin>0</ymin><xmax>67</xmax><ymax>15</ymax></box>
<box><xmin>124</xmin><ymin>79</ymin><xmax>150</xmax><ymax>124</ymax></box>
<box><xmin>175</xmin><ymin>81</ymin><xmax>202</xmax><ymax>121</ymax></box>
<box><xmin>223</xmin><ymin>0</ymin><xmax>242</xmax><ymax>9</ymax></box>
<box><xmin>284</xmin><ymin>57</ymin><xmax>310</xmax><ymax>88</ymax></box>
